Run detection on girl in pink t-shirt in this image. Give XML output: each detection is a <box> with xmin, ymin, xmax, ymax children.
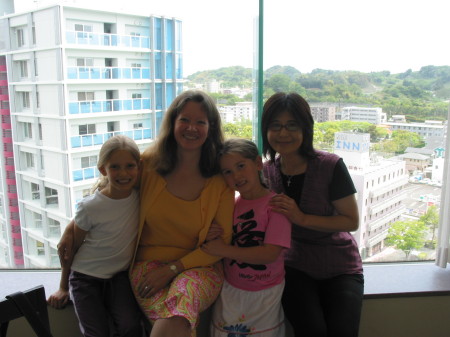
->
<box><xmin>202</xmin><ymin>138</ymin><xmax>291</xmax><ymax>337</ymax></box>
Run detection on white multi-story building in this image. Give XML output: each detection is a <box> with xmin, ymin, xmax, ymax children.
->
<box><xmin>334</xmin><ymin>132</ymin><xmax>409</xmax><ymax>258</ymax></box>
<box><xmin>219</xmin><ymin>102</ymin><xmax>253</xmax><ymax>123</ymax></box>
<box><xmin>340</xmin><ymin>106</ymin><xmax>387</xmax><ymax>125</ymax></box>
<box><xmin>384</xmin><ymin>120</ymin><xmax>447</xmax><ymax>139</ymax></box>
<box><xmin>0</xmin><ymin>4</ymin><xmax>183</xmax><ymax>268</ymax></box>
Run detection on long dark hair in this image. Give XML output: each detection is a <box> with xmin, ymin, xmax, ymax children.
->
<box><xmin>261</xmin><ymin>92</ymin><xmax>316</xmax><ymax>162</ymax></box>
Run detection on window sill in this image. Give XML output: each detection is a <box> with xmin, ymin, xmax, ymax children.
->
<box><xmin>1</xmin><ymin>262</ymin><xmax>450</xmax><ymax>300</ymax></box>
<box><xmin>363</xmin><ymin>262</ymin><xmax>450</xmax><ymax>299</ymax></box>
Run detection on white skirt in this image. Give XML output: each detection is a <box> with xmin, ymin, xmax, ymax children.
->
<box><xmin>210</xmin><ymin>280</ymin><xmax>285</xmax><ymax>337</ymax></box>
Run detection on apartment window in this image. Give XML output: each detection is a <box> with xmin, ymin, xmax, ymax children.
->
<box><xmin>77</xmin><ymin>92</ymin><xmax>95</xmax><ymax>101</ymax></box>
<box><xmin>132</xmin><ymin>93</ymin><xmax>142</xmax><ymax>99</ymax></box>
<box><xmin>79</xmin><ymin>124</ymin><xmax>96</xmax><ymax>135</ymax></box>
<box><xmin>36</xmin><ymin>241</ymin><xmax>45</xmax><ymax>255</ymax></box>
<box><xmin>81</xmin><ymin>155</ymin><xmax>97</xmax><ymax>168</ymax></box>
<box><xmin>25</xmin><ymin>152</ymin><xmax>35</xmax><ymax>168</ymax></box>
<box><xmin>19</xmin><ymin>60</ymin><xmax>28</xmax><ymax>77</ymax></box>
<box><xmin>31</xmin><ymin>183</ymin><xmax>40</xmax><ymax>200</ymax></box>
<box><xmin>34</xmin><ymin>58</ymin><xmax>38</xmax><ymax>76</ymax></box>
<box><xmin>76</xmin><ymin>58</ymin><xmax>94</xmax><ymax>67</ymax></box>
<box><xmin>45</xmin><ymin>187</ymin><xmax>58</xmax><ymax>205</ymax></box>
<box><xmin>17</xmin><ymin>28</ymin><xmax>24</xmax><ymax>47</ymax></box>
<box><xmin>131</xmin><ymin>63</ymin><xmax>142</xmax><ymax>68</ymax></box>
<box><xmin>23</xmin><ymin>122</ymin><xmax>32</xmax><ymax>139</ymax></box>
<box><xmin>75</xmin><ymin>24</ymin><xmax>92</xmax><ymax>33</ymax></box>
<box><xmin>48</xmin><ymin>218</ymin><xmax>61</xmax><ymax>237</ymax></box>
<box><xmin>133</xmin><ymin>122</ymin><xmax>143</xmax><ymax>129</ymax></box>
<box><xmin>82</xmin><ymin>189</ymin><xmax>90</xmax><ymax>198</ymax></box>
<box><xmin>107</xmin><ymin>121</ymin><xmax>119</xmax><ymax>132</ymax></box>
<box><xmin>38</xmin><ymin>123</ymin><xmax>43</xmax><ymax>141</ymax></box>
<box><xmin>22</xmin><ymin>92</ymin><xmax>31</xmax><ymax>109</ymax></box>
<box><xmin>36</xmin><ymin>91</ymin><xmax>40</xmax><ymax>108</ymax></box>
<box><xmin>32</xmin><ymin>25</ymin><xmax>36</xmax><ymax>44</ymax></box>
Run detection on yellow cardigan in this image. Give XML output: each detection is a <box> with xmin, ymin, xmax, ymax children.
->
<box><xmin>133</xmin><ymin>157</ymin><xmax>234</xmax><ymax>270</ymax></box>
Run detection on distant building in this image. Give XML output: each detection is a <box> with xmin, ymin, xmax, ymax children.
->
<box><xmin>206</xmin><ymin>80</ymin><xmax>220</xmax><ymax>93</ymax></box>
<box><xmin>310</xmin><ymin>105</ymin><xmax>336</xmax><ymax>122</ymax></box>
<box><xmin>334</xmin><ymin>132</ymin><xmax>408</xmax><ymax>258</ymax></box>
<box><xmin>384</xmin><ymin>121</ymin><xmax>446</xmax><ymax>139</ymax></box>
<box><xmin>398</xmin><ymin>153</ymin><xmax>431</xmax><ymax>174</ymax></box>
<box><xmin>340</xmin><ymin>106</ymin><xmax>387</xmax><ymax>125</ymax></box>
<box><xmin>390</xmin><ymin>115</ymin><xmax>407</xmax><ymax>123</ymax></box>
<box><xmin>219</xmin><ymin>102</ymin><xmax>253</xmax><ymax>123</ymax></box>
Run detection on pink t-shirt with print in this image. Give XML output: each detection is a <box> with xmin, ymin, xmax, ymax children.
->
<box><xmin>224</xmin><ymin>192</ymin><xmax>291</xmax><ymax>291</ymax></box>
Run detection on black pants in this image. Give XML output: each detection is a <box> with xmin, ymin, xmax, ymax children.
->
<box><xmin>282</xmin><ymin>267</ymin><xmax>364</xmax><ymax>337</ymax></box>
<box><xmin>70</xmin><ymin>270</ymin><xmax>144</xmax><ymax>337</ymax></box>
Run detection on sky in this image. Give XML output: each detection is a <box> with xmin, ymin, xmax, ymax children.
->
<box><xmin>13</xmin><ymin>0</ymin><xmax>450</xmax><ymax>76</ymax></box>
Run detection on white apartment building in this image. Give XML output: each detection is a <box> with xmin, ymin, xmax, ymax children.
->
<box><xmin>334</xmin><ymin>132</ymin><xmax>409</xmax><ymax>258</ymax></box>
<box><xmin>0</xmin><ymin>4</ymin><xmax>183</xmax><ymax>268</ymax></box>
<box><xmin>339</xmin><ymin>106</ymin><xmax>387</xmax><ymax>125</ymax></box>
<box><xmin>384</xmin><ymin>120</ymin><xmax>446</xmax><ymax>139</ymax></box>
<box><xmin>219</xmin><ymin>101</ymin><xmax>253</xmax><ymax>123</ymax></box>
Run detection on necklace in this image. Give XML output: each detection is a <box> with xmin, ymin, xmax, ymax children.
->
<box><xmin>286</xmin><ymin>175</ymin><xmax>294</xmax><ymax>187</ymax></box>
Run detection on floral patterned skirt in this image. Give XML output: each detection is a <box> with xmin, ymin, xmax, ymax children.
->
<box><xmin>211</xmin><ymin>280</ymin><xmax>285</xmax><ymax>337</ymax></box>
<box><xmin>130</xmin><ymin>260</ymin><xmax>224</xmax><ymax>336</ymax></box>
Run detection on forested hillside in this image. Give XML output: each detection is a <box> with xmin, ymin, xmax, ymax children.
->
<box><xmin>187</xmin><ymin>65</ymin><xmax>450</xmax><ymax>121</ymax></box>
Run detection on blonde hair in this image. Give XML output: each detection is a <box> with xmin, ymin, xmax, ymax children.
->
<box><xmin>91</xmin><ymin>135</ymin><xmax>140</xmax><ymax>193</ymax></box>
<box><xmin>144</xmin><ymin>90</ymin><xmax>224</xmax><ymax>177</ymax></box>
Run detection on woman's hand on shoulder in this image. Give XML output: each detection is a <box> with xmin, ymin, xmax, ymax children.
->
<box><xmin>269</xmin><ymin>193</ymin><xmax>306</xmax><ymax>225</ymax></box>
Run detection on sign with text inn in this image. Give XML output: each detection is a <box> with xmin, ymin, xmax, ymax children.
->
<box><xmin>334</xmin><ymin>133</ymin><xmax>370</xmax><ymax>153</ymax></box>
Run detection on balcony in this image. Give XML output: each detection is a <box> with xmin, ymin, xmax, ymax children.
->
<box><xmin>71</xmin><ymin>129</ymin><xmax>152</xmax><ymax>149</ymax></box>
<box><xmin>67</xmin><ymin>67</ymin><xmax>150</xmax><ymax>80</ymax></box>
<box><xmin>369</xmin><ymin>176</ymin><xmax>409</xmax><ymax>198</ymax></box>
<box><xmin>69</xmin><ymin>98</ymin><xmax>150</xmax><ymax>114</ymax></box>
<box><xmin>367</xmin><ymin>207</ymin><xmax>405</xmax><ymax>232</ymax></box>
<box><xmin>368</xmin><ymin>192</ymin><xmax>406</xmax><ymax>215</ymax></box>
<box><xmin>66</xmin><ymin>31</ymin><xmax>150</xmax><ymax>49</ymax></box>
<box><xmin>72</xmin><ymin>166</ymin><xmax>100</xmax><ymax>182</ymax></box>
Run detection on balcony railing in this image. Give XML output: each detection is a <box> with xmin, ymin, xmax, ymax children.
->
<box><xmin>66</xmin><ymin>31</ymin><xmax>150</xmax><ymax>48</ymax></box>
<box><xmin>73</xmin><ymin>166</ymin><xmax>101</xmax><ymax>182</ymax></box>
<box><xmin>71</xmin><ymin>129</ymin><xmax>152</xmax><ymax>149</ymax></box>
<box><xmin>67</xmin><ymin>67</ymin><xmax>150</xmax><ymax>80</ymax></box>
<box><xmin>69</xmin><ymin>98</ymin><xmax>150</xmax><ymax>114</ymax></box>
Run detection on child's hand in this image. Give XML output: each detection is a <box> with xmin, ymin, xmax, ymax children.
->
<box><xmin>47</xmin><ymin>288</ymin><xmax>70</xmax><ymax>309</ymax></box>
<box><xmin>205</xmin><ymin>221</ymin><xmax>223</xmax><ymax>242</ymax></box>
<box><xmin>201</xmin><ymin>238</ymin><xmax>228</xmax><ymax>257</ymax></box>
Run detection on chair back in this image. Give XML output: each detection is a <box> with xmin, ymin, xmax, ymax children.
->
<box><xmin>0</xmin><ymin>285</ymin><xmax>53</xmax><ymax>337</ymax></box>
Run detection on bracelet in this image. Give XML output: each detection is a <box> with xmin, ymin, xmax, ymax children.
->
<box><xmin>169</xmin><ymin>264</ymin><xmax>179</xmax><ymax>274</ymax></box>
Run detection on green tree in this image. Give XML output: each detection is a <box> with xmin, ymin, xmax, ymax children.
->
<box><xmin>223</xmin><ymin>120</ymin><xmax>253</xmax><ymax>140</ymax></box>
<box><xmin>373</xmin><ymin>130</ymin><xmax>424</xmax><ymax>154</ymax></box>
<box><xmin>385</xmin><ymin>220</ymin><xmax>427</xmax><ymax>259</ymax></box>
<box><xmin>419</xmin><ymin>205</ymin><xmax>439</xmax><ymax>248</ymax></box>
<box><xmin>264</xmin><ymin>74</ymin><xmax>292</xmax><ymax>93</ymax></box>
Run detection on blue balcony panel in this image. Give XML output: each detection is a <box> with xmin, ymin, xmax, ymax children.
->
<box><xmin>71</xmin><ymin>137</ymin><xmax>81</xmax><ymax>148</ymax></box>
<box><xmin>69</xmin><ymin>103</ymin><xmax>79</xmax><ymax>114</ymax></box>
<box><xmin>73</xmin><ymin>170</ymin><xmax>83</xmax><ymax>181</ymax></box>
<box><xmin>84</xmin><ymin>168</ymin><xmax>94</xmax><ymax>179</ymax></box>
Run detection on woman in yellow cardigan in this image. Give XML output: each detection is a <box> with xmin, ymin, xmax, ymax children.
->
<box><xmin>130</xmin><ymin>90</ymin><xmax>234</xmax><ymax>337</ymax></box>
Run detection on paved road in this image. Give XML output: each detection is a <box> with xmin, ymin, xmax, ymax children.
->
<box><xmin>402</xmin><ymin>182</ymin><xmax>441</xmax><ymax>217</ymax></box>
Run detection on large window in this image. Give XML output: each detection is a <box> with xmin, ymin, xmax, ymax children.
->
<box><xmin>5</xmin><ymin>0</ymin><xmax>449</xmax><ymax>272</ymax></box>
